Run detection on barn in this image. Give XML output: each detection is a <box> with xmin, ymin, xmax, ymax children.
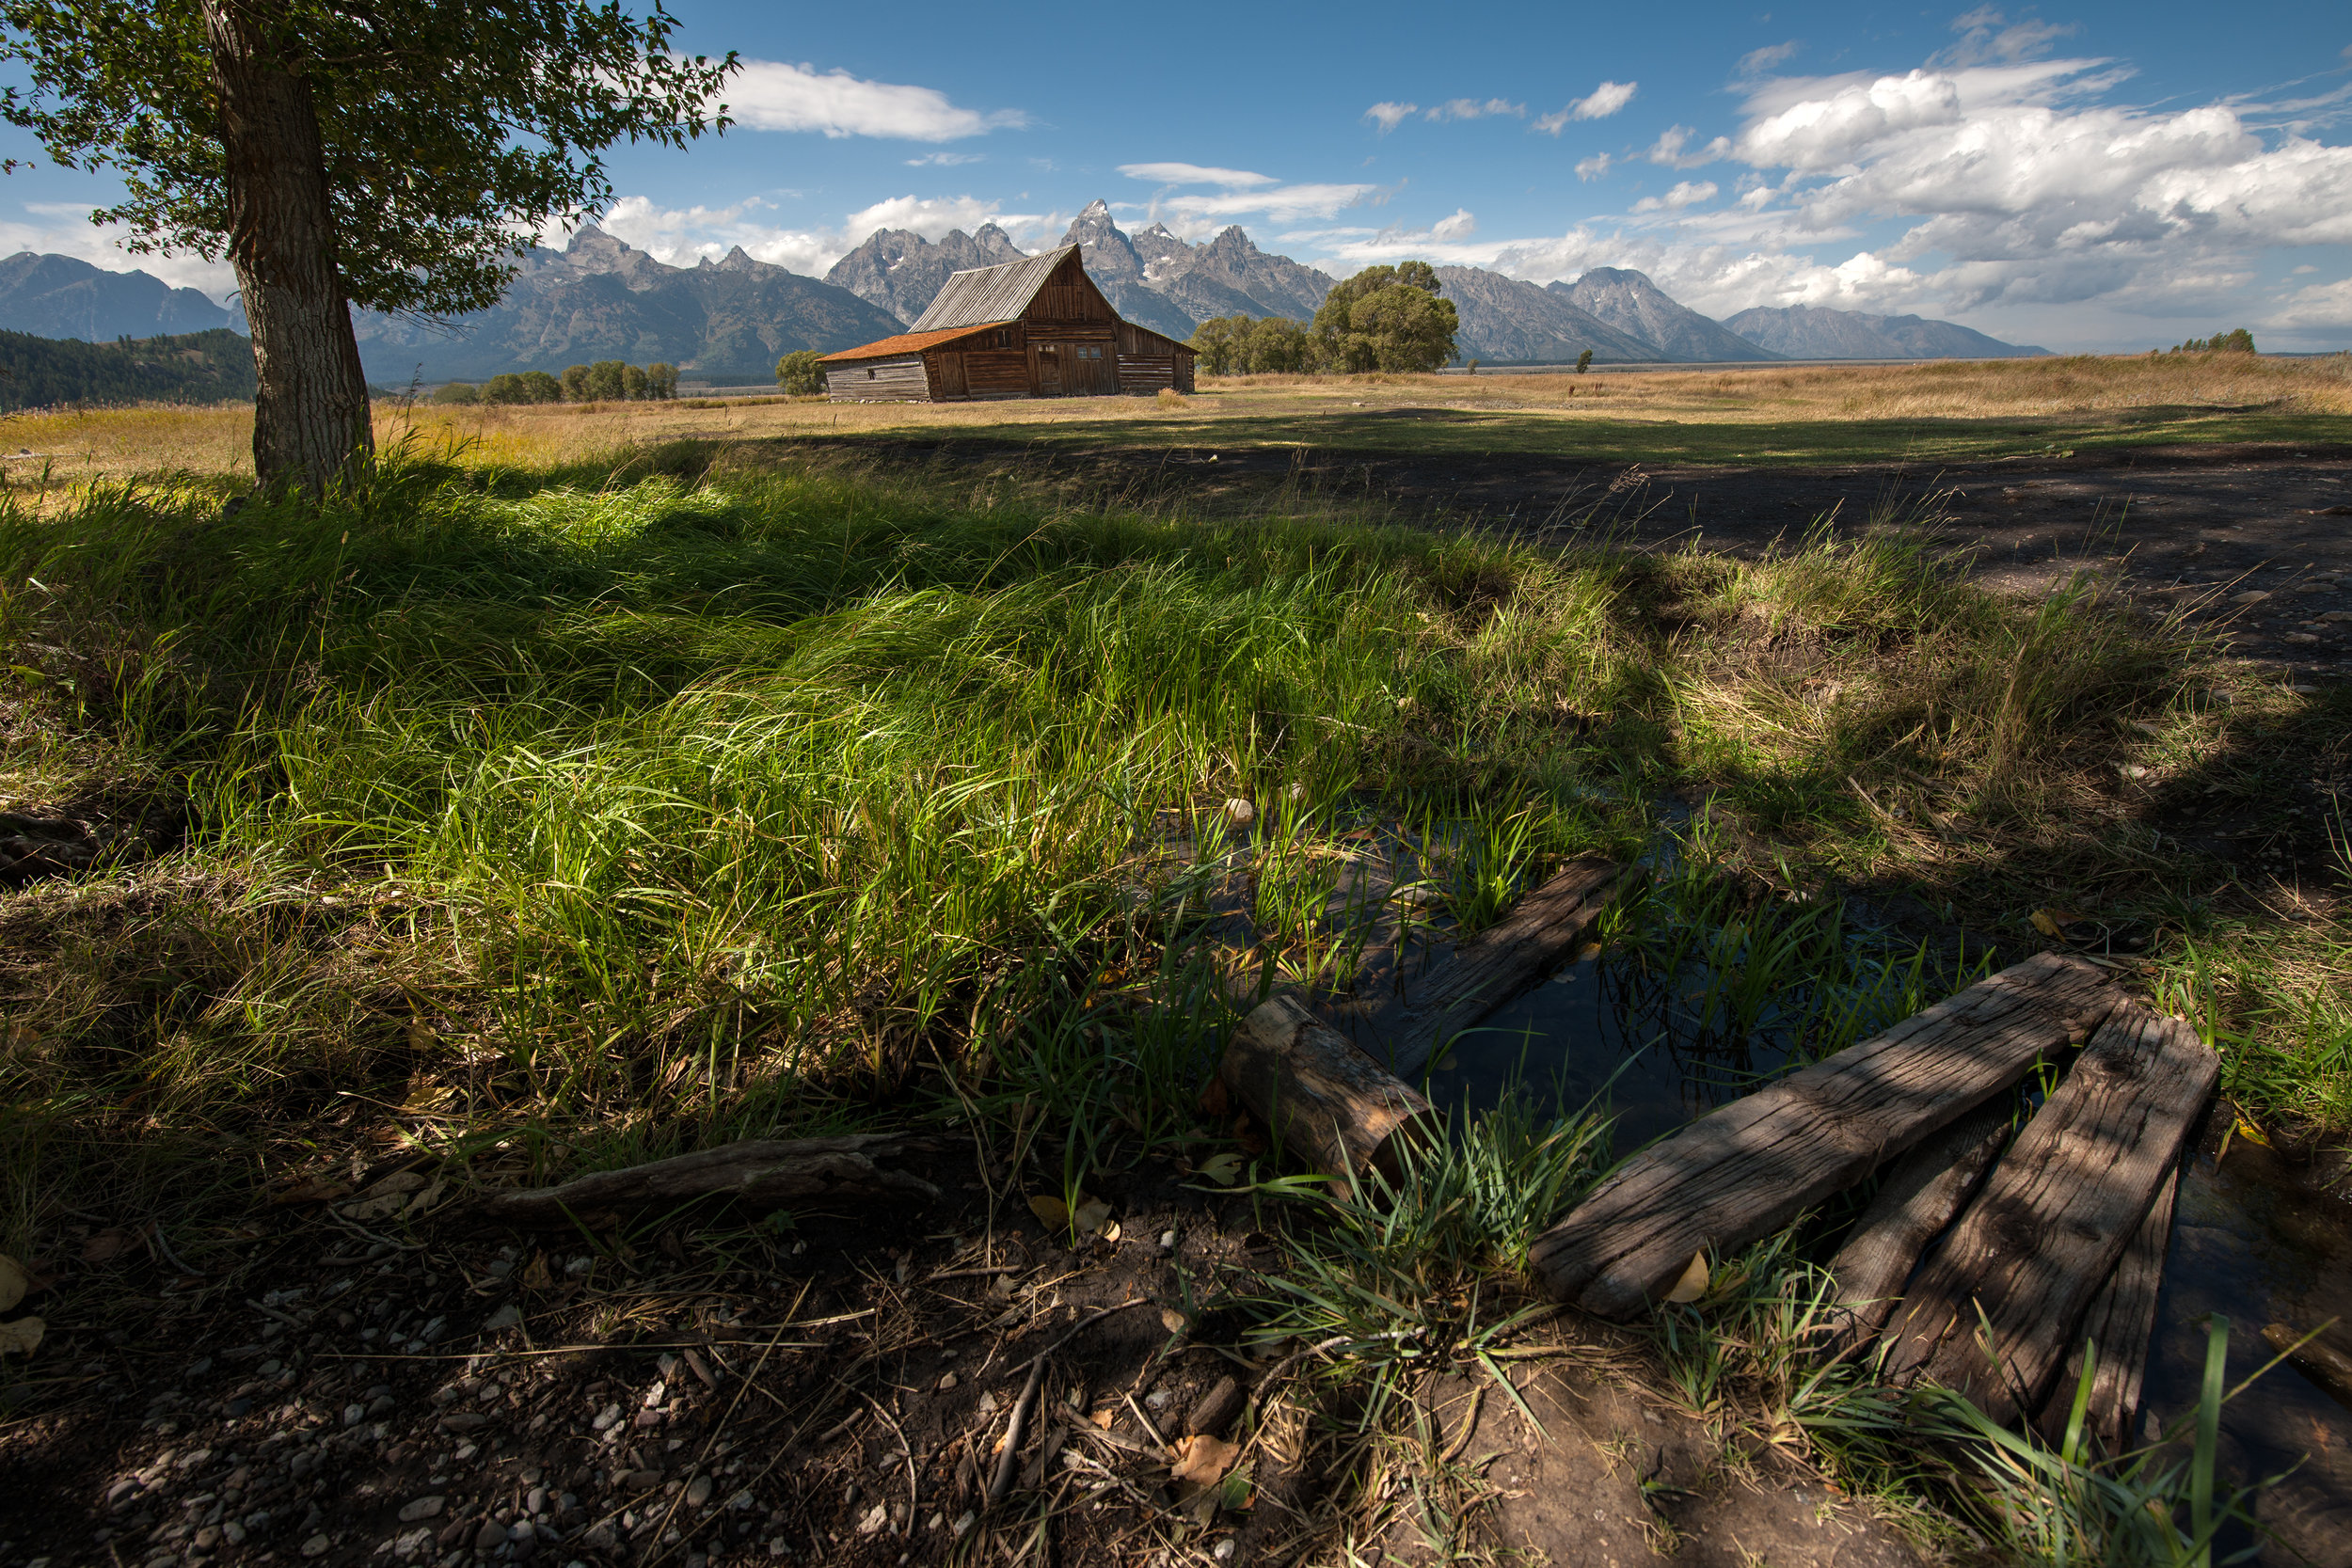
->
<box><xmin>819</xmin><ymin>245</ymin><xmax>1197</xmax><ymax>403</ymax></box>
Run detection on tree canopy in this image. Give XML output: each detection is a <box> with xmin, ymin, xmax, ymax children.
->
<box><xmin>1185</xmin><ymin>315</ymin><xmax>1318</xmax><ymax>376</ymax></box>
<box><xmin>1311</xmin><ymin>262</ymin><xmax>1458</xmax><ymax>373</ymax></box>
<box><xmin>0</xmin><ymin>0</ymin><xmax>733</xmax><ymax>490</ymax></box>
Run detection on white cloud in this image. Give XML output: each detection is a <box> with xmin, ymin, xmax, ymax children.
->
<box><xmin>0</xmin><ymin>204</ymin><xmax>238</xmax><ymax>301</ymax></box>
<box><xmin>1145</xmin><ymin>182</ymin><xmax>1384</xmax><ymax>229</ymax></box>
<box><xmin>1426</xmin><ymin>98</ymin><xmax>1525</xmax><ymax>122</ymax></box>
<box><xmin>1535</xmin><ymin>81</ymin><xmax>1638</xmax><ymax>133</ymax></box>
<box><xmin>598</xmin><ymin>192</ymin><xmax>1055</xmax><ymax>277</ymax></box>
<box><xmin>727</xmin><ymin>60</ymin><xmax>1027</xmax><ymax>141</ymax></box>
<box><xmin>905</xmin><ymin>152</ymin><xmax>983</xmax><ymax>167</ymax></box>
<box><xmin>1737</xmin><ymin>42</ymin><xmax>1802</xmax><ymax>77</ymax></box>
<box><xmin>1117</xmin><ymin>163</ymin><xmax>1277</xmax><ymax>188</ymax></box>
<box><xmin>1646</xmin><ymin>125</ymin><xmax>1735</xmax><ymax>167</ymax></box>
<box><xmin>1575</xmin><ymin>153</ymin><xmax>1614</xmax><ymax>182</ymax></box>
<box><xmin>1631</xmin><ymin>181</ymin><xmax>1721</xmax><ymax>214</ymax></box>
<box><xmin>1430</xmin><ymin>208</ymin><xmax>1477</xmax><ymax>240</ymax></box>
<box><xmin>1363</xmin><ymin>102</ymin><xmax>1418</xmax><ymax>134</ymax></box>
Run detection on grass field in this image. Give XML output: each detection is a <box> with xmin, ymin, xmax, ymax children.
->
<box><xmin>6</xmin><ymin>350</ymin><xmax>2347</xmax><ymax>496</ymax></box>
<box><xmin>2</xmin><ymin>359</ymin><xmax>2346</xmax><ymax>1560</ymax></box>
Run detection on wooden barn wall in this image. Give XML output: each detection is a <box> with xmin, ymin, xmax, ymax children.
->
<box><xmin>1025</xmin><ymin>257</ymin><xmax>1117</xmax><ymax>323</ymax></box>
<box><xmin>959</xmin><ymin>348</ymin><xmax>1032</xmax><ymax>399</ymax></box>
<box><xmin>1116</xmin><ymin>356</ymin><xmax>1177</xmax><ymax>394</ymax></box>
<box><xmin>825</xmin><ymin>356</ymin><xmax>930</xmax><ymax>402</ymax></box>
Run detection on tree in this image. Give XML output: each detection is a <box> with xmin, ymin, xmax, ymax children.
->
<box><xmin>561</xmin><ymin>363</ymin><xmax>592</xmax><ymax>403</ymax></box>
<box><xmin>1311</xmin><ymin>262</ymin><xmax>1457</xmax><ymax>373</ymax></box>
<box><xmin>0</xmin><ymin>2</ymin><xmax>733</xmax><ymax>495</ymax></box>
<box><xmin>1187</xmin><ymin>315</ymin><xmax>1320</xmax><ymax>376</ymax></box>
<box><xmin>519</xmin><ymin>369</ymin><xmax>563</xmax><ymax>404</ymax></box>
<box><xmin>776</xmin><ymin>350</ymin><xmax>823</xmax><ymax>395</ymax></box>
<box><xmin>430</xmin><ymin>380</ymin><xmax>477</xmax><ymax>404</ymax></box>
<box><xmin>1184</xmin><ymin>318</ymin><xmax>1241</xmax><ymax>376</ymax></box>
<box><xmin>646</xmin><ymin>361</ymin><xmax>676</xmax><ymax>400</ymax></box>
<box><xmin>622</xmin><ymin>362</ymin><xmax>648</xmax><ymax>400</ymax></box>
<box><xmin>1576</xmin><ymin>349</ymin><xmax>1594</xmax><ymax>374</ymax></box>
<box><xmin>584</xmin><ymin>359</ymin><xmax>628</xmax><ymax>401</ymax></box>
<box><xmin>2169</xmin><ymin>328</ymin><xmax>2256</xmax><ymax>354</ymax></box>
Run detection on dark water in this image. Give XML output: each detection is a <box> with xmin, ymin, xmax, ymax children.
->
<box><xmin>1341</xmin><ymin>940</ymin><xmax>2352</xmax><ymax>1565</ymax></box>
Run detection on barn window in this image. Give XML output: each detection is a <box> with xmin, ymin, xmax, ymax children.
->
<box><xmin>866</xmin><ymin>367</ymin><xmax>876</xmax><ymax>379</ymax></box>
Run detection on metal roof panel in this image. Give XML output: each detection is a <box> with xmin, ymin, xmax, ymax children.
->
<box><xmin>909</xmin><ymin>246</ymin><xmax>1080</xmax><ymax>331</ymax></box>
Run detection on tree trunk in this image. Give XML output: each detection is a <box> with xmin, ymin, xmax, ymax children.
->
<box><xmin>202</xmin><ymin>0</ymin><xmax>373</xmax><ymax>495</ymax></box>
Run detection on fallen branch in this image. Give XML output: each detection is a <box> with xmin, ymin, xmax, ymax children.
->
<box><xmin>476</xmin><ymin>1134</ymin><xmax>940</xmax><ymax>1226</ymax></box>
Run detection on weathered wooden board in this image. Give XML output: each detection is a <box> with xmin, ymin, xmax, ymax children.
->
<box><xmin>1528</xmin><ymin>952</ymin><xmax>2123</xmax><ymax>1319</ymax></box>
<box><xmin>1221</xmin><ymin>992</ymin><xmax>1437</xmax><ymax>1183</ymax></box>
<box><xmin>2040</xmin><ymin>1165</ymin><xmax>2178</xmax><ymax>1449</ymax></box>
<box><xmin>1383</xmin><ymin>856</ymin><xmax>1624</xmax><ymax>1077</ymax></box>
<box><xmin>1828</xmin><ymin>1099</ymin><xmax>2016</xmax><ymax>1352</ymax></box>
<box><xmin>1877</xmin><ymin>1003</ymin><xmax>2217</xmax><ymax>1425</ymax></box>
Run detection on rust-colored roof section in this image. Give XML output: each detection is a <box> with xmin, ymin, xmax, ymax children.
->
<box><xmin>818</xmin><ymin>322</ymin><xmax>1012</xmax><ymax>363</ymax></box>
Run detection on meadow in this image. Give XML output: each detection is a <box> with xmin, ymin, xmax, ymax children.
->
<box><xmin>1</xmin><ymin>356</ymin><xmax>2347</xmax><ymax>1561</ymax></box>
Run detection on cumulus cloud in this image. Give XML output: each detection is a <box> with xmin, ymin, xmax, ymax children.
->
<box><xmin>0</xmin><ymin>204</ymin><xmax>238</xmax><ymax>301</ymax></box>
<box><xmin>1646</xmin><ymin>124</ymin><xmax>1735</xmax><ymax>167</ymax></box>
<box><xmin>905</xmin><ymin>152</ymin><xmax>983</xmax><ymax>167</ymax></box>
<box><xmin>598</xmin><ymin>192</ymin><xmax>1053</xmax><ymax>276</ymax></box>
<box><xmin>1575</xmin><ymin>153</ymin><xmax>1614</xmax><ymax>181</ymax></box>
<box><xmin>1363</xmin><ymin>102</ymin><xmax>1418</xmax><ymax>134</ymax></box>
<box><xmin>1631</xmin><ymin>181</ymin><xmax>1720</xmax><ymax>214</ymax></box>
<box><xmin>1535</xmin><ymin>80</ymin><xmax>1638</xmax><ymax>133</ymax></box>
<box><xmin>727</xmin><ymin>60</ymin><xmax>1027</xmax><ymax>141</ymax></box>
<box><xmin>1117</xmin><ymin>163</ymin><xmax>1277</xmax><ymax>187</ymax></box>
<box><xmin>1146</xmin><ymin>182</ymin><xmax>1385</xmax><ymax>228</ymax></box>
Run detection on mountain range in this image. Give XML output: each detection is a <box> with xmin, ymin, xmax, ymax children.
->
<box><xmin>0</xmin><ymin>208</ymin><xmax>2049</xmax><ymax>387</ymax></box>
<box><xmin>1722</xmin><ymin>303</ymin><xmax>2049</xmax><ymax>359</ymax></box>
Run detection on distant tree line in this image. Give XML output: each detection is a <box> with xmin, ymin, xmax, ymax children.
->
<box><xmin>1187</xmin><ymin>261</ymin><xmax>1459</xmax><ymax>376</ymax></box>
<box><xmin>0</xmin><ymin>327</ymin><xmax>257</xmax><ymax>411</ymax></box>
<box><xmin>431</xmin><ymin>360</ymin><xmax>678</xmax><ymax>405</ymax></box>
<box><xmin>2166</xmin><ymin>328</ymin><xmax>2257</xmax><ymax>355</ymax></box>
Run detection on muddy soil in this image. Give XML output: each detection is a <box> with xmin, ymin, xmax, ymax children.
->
<box><xmin>0</xmin><ymin>1145</ymin><xmax>1930</xmax><ymax>1568</ymax></box>
<box><xmin>801</xmin><ymin>435</ymin><xmax>2352</xmax><ymax>677</ymax></box>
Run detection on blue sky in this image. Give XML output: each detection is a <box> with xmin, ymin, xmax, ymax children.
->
<box><xmin>4</xmin><ymin>1</ymin><xmax>2349</xmax><ymax>350</ymax></box>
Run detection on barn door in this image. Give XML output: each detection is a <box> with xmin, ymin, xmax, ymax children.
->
<box><xmin>932</xmin><ymin>352</ymin><xmax>967</xmax><ymax>400</ymax></box>
<box><xmin>1036</xmin><ymin>343</ymin><xmax>1062</xmax><ymax>395</ymax></box>
<box><xmin>1078</xmin><ymin>343</ymin><xmax>1111</xmax><ymax>394</ymax></box>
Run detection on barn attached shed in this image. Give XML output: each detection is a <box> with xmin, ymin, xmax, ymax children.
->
<box><xmin>820</xmin><ymin>246</ymin><xmax>1196</xmax><ymax>403</ymax></box>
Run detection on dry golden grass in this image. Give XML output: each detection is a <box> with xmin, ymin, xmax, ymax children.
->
<box><xmin>5</xmin><ymin>350</ymin><xmax>2344</xmax><ymax>497</ymax></box>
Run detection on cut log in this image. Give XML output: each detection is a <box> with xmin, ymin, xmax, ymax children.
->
<box><xmin>2039</xmin><ymin>1165</ymin><xmax>2179</xmax><ymax>1449</ymax></box>
<box><xmin>1383</xmin><ymin>856</ymin><xmax>1623</xmax><ymax>1077</ymax></box>
<box><xmin>1220</xmin><ymin>992</ymin><xmax>1437</xmax><ymax>1183</ymax></box>
<box><xmin>1529</xmin><ymin>952</ymin><xmax>2122</xmax><ymax>1319</ymax></box>
<box><xmin>477</xmin><ymin>1134</ymin><xmax>940</xmax><ymax>1226</ymax></box>
<box><xmin>1877</xmin><ymin>1004</ymin><xmax>2217</xmax><ymax>1425</ymax></box>
<box><xmin>1827</xmin><ymin>1100</ymin><xmax>2015</xmax><ymax>1353</ymax></box>
<box><xmin>2263</xmin><ymin>1323</ymin><xmax>2352</xmax><ymax>1415</ymax></box>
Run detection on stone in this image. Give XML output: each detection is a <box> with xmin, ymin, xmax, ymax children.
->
<box><xmin>437</xmin><ymin>1412</ymin><xmax>489</xmax><ymax>1433</ymax></box>
<box><xmin>300</xmin><ymin>1533</ymin><xmax>331</xmax><ymax>1558</ymax></box>
<box><xmin>1223</xmin><ymin>797</ymin><xmax>1255</xmax><ymax>827</ymax></box>
<box><xmin>474</xmin><ymin>1519</ymin><xmax>508</xmax><ymax>1552</ymax></box>
<box><xmin>399</xmin><ymin>1497</ymin><xmax>447</xmax><ymax>1523</ymax></box>
<box><xmin>686</xmin><ymin>1474</ymin><xmax>713</xmax><ymax>1508</ymax></box>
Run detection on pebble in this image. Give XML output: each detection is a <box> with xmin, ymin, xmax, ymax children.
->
<box><xmin>936</xmin><ymin>1372</ymin><xmax>957</xmax><ymax>1391</ymax></box>
<box><xmin>1222</xmin><ymin>797</ymin><xmax>1255</xmax><ymax>826</ymax></box>
<box><xmin>301</xmin><ymin>1533</ymin><xmax>331</xmax><ymax>1558</ymax></box>
<box><xmin>686</xmin><ymin>1474</ymin><xmax>713</xmax><ymax>1508</ymax></box>
<box><xmin>482</xmin><ymin>1304</ymin><xmax>521</xmax><ymax>1332</ymax></box>
<box><xmin>525</xmin><ymin>1486</ymin><xmax>547</xmax><ymax>1515</ymax></box>
<box><xmin>474</xmin><ymin>1520</ymin><xmax>508</xmax><ymax>1552</ymax></box>
<box><xmin>398</xmin><ymin>1497</ymin><xmax>446</xmax><ymax>1522</ymax></box>
<box><xmin>437</xmin><ymin>1412</ymin><xmax>489</xmax><ymax>1433</ymax></box>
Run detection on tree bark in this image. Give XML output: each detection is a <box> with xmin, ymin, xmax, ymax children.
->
<box><xmin>202</xmin><ymin>0</ymin><xmax>373</xmax><ymax>495</ymax></box>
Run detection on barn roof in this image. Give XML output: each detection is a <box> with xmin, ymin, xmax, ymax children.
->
<box><xmin>910</xmin><ymin>246</ymin><xmax>1081</xmax><ymax>331</ymax></box>
<box><xmin>818</xmin><ymin>322</ymin><xmax>1009</xmax><ymax>364</ymax></box>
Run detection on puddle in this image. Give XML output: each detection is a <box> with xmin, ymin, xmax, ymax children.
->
<box><xmin>2147</xmin><ymin>1143</ymin><xmax>2352</xmax><ymax>1566</ymax></box>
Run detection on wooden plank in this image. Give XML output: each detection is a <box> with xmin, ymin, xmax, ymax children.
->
<box><xmin>1219</xmin><ymin>993</ymin><xmax>1437</xmax><ymax>1183</ymax></box>
<box><xmin>1527</xmin><ymin>952</ymin><xmax>2122</xmax><ymax>1319</ymax></box>
<box><xmin>1827</xmin><ymin>1099</ymin><xmax>2015</xmax><ymax>1352</ymax></box>
<box><xmin>1878</xmin><ymin>1004</ymin><xmax>2217</xmax><ymax>1425</ymax></box>
<box><xmin>2039</xmin><ymin>1165</ymin><xmax>2178</xmax><ymax>1449</ymax></box>
<box><xmin>1382</xmin><ymin>856</ymin><xmax>1624</xmax><ymax>1077</ymax></box>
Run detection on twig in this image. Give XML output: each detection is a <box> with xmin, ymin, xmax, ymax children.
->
<box><xmin>147</xmin><ymin>1225</ymin><xmax>205</xmax><ymax>1278</ymax></box>
<box><xmin>987</xmin><ymin>1301</ymin><xmax>1150</xmax><ymax>1507</ymax></box>
<box><xmin>245</xmin><ymin>1297</ymin><xmax>304</xmax><ymax>1327</ymax></box>
<box><xmin>1123</xmin><ymin>1391</ymin><xmax>1167</xmax><ymax>1449</ymax></box>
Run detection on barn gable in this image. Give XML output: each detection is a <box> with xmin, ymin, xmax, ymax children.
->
<box><xmin>820</xmin><ymin>247</ymin><xmax>1193</xmax><ymax>403</ymax></box>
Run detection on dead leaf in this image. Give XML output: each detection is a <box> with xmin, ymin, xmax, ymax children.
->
<box><xmin>407</xmin><ymin>1176</ymin><xmax>447</xmax><ymax>1214</ymax></box>
<box><xmin>1072</xmin><ymin>1196</ymin><xmax>1113</xmax><ymax>1238</ymax></box>
<box><xmin>362</xmin><ymin>1169</ymin><xmax>427</xmax><ymax>1200</ymax></box>
<box><xmin>1161</xmin><ymin>1307</ymin><xmax>1189</xmax><ymax>1336</ymax></box>
<box><xmin>0</xmin><ymin>1254</ymin><xmax>24</xmax><ymax>1312</ymax></box>
<box><xmin>0</xmin><ymin>1316</ymin><xmax>42</xmax><ymax>1356</ymax></box>
<box><xmin>1026</xmin><ymin>1194</ymin><xmax>1069</xmax><ymax>1229</ymax></box>
<box><xmin>1197</xmin><ymin>1153</ymin><xmax>1246</xmax><ymax>1187</ymax></box>
<box><xmin>1198</xmin><ymin>1077</ymin><xmax>1231</xmax><ymax>1117</ymax></box>
<box><xmin>1663</xmin><ymin>1251</ymin><xmax>1709</xmax><ymax>1305</ymax></box>
<box><xmin>1169</xmin><ymin>1433</ymin><xmax>1242</xmax><ymax>1487</ymax></box>
<box><xmin>2029</xmin><ymin>909</ymin><xmax>2083</xmax><ymax>941</ymax></box>
<box><xmin>521</xmin><ymin>1253</ymin><xmax>552</xmax><ymax>1291</ymax></box>
<box><xmin>80</xmin><ymin>1229</ymin><xmax>132</xmax><ymax>1264</ymax></box>
<box><xmin>270</xmin><ymin>1177</ymin><xmax>352</xmax><ymax>1206</ymax></box>
<box><xmin>1090</xmin><ymin>1408</ymin><xmax>1114</xmax><ymax>1430</ymax></box>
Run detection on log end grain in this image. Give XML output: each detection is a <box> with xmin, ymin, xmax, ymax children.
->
<box><xmin>1220</xmin><ymin>993</ymin><xmax>1438</xmax><ymax>1182</ymax></box>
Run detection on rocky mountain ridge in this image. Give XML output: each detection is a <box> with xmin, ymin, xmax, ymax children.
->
<box><xmin>1551</xmin><ymin>268</ymin><xmax>1779</xmax><ymax>363</ymax></box>
<box><xmin>0</xmin><ymin>252</ymin><xmax>232</xmax><ymax>341</ymax></box>
<box><xmin>1723</xmin><ymin>303</ymin><xmax>2052</xmax><ymax>359</ymax></box>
